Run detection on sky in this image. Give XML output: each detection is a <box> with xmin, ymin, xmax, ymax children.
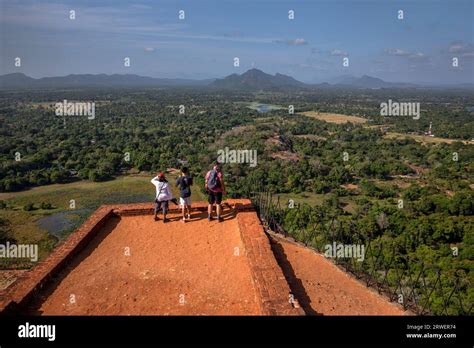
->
<box><xmin>1</xmin><ymin>0</ymin><xmax>473</xmax><ymax>84</ymax></box>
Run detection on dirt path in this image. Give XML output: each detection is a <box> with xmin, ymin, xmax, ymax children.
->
<box><xmin>270</xmin><ymin>236</ymin><xmax>407</xmax><ymax>315</ymax></box>
<box><xmin>28</xmin><ymin>210</ymin><xmax>261</xmax><ymax>315</ymax></box>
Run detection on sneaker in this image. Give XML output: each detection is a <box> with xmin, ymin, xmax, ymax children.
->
<box><xmin>182</xmin><ymin>217</ymin><xmax>186</xmax><ymax>223</ymax></box>
<box><xmin>186</xmin><ymin>213</ymin><xmax>191</xmax><ymax>220</ymax></box>
<box><xmin>154</xmin><ymin>216</ymin><xmax>159</xmax><ymax>221</ymax></box>
<box><xmin>217</xmin><ymin>216</ymin><xmax>223</xmax><ymax>222</ymax></box>
<box><xmin>163</xmin><ymin>218</ymin><xmax>168</xmax><ymax>223</ymax></box>
<box><xmin>208</xmin><ymin>215</ymin><xmax>213</xmax><ymax>221</ymax></box>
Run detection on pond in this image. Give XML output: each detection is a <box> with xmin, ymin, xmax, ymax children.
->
<box><xmin>35</xmin><ymin>193</ymin><xmax>153</xmax><ymax>239</ymax></box>
<box><xmin>244</xmin><ymin>102</ymin><xmax>283</xmax><ymax>113</ymax></box>
<box><xmin>257</xmin><ymin>104</ymin><xmax>270</xmax><ymax>113</ymax></box>
<box><xmin>36</xmin><ymin>208</ymin><xmax>92</xmax><ymax>239</ymax></box>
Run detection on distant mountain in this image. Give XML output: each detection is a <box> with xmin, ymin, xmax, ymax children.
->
<box><xmin>0</xmin><ymin>73</ymin><xmax>213</xmax><ymax>89</ymax></box>
<box><xmin>0</xmin><ymin>73</ymin><xmax>36</xmax><ymax>87</ymax></box>
<box><xmin>212</xmin><ymin>70</ymin><xmax>421</xmax><ymax>90</ymax></box>
<box><xmin>330</xmin><ymin>74</ymin><xmax>358</xmax><ymax>85</ymax></box>
<box><xmin>445</xmin><ymin>82</ymin><xmax>474</xmax><ymax>89</ymax></box>
<box><xmin>0</xmin><ymin>71</ymin><xmax>470</xmax><ymax>90</ymax></box>
<box><xmin>332</xmin><ymin>74</ymin><xmax>418</xmax><ymax>89</ymax></box>
<box><xmin>210</xmin><ymin>69</ymin><xmax>307</xmax><ymax>90</ymax></box>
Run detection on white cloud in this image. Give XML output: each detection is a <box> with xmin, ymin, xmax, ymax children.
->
<box><xmin>449</xmin><ymin>44</ymin><xmax>466</xmax><ymax>53</ymax></box>
<box><xmin>330</xmin><ymin>49</ymin><xmax>348</xmax><ymax>56</ymax></box>
<box><xmin>448</xmin><ymin>42</ymin><xmax>474</xmax><ymax>58</ymax></box>
<box><xmin>385</xmin><ymin>48</ymin><xmax>429</xmax><ymax>62</ymax></box>
<box><xmin>274</xmin><ymin>38</ymin><xmax>308</xmax><ymax>46</ymax></box>
<box><xmin>448</xmin><ymin>42</ymin><xmax>473</xmax><ymax>53</ymax></box>
<box><xmin>384</xmin><ymin>48</ymin><xmax>410</xmax><ymax>56</ymax></box>
<box><xmin>408</xmin><ymin>52</ymin><xmax>428</xmax><ymax>60</ymax></box>
<box><xmin>293</xmin><ymin>38</ymin><xmax>308</xmax><ymax>45</ymax></box>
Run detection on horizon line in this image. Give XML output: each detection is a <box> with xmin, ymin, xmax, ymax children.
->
<box><xmin>2</xmin><ymin>70</ymin><xmax>468</xmax><ymax>87</ymax></box>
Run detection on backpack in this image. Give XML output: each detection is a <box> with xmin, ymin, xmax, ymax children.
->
<box><xmin>207</xmin><ymin>170</ymin><xmax>221</xmax><ymax>190</ymax></box>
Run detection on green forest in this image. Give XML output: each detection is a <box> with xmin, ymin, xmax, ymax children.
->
<box><xmin>0</xmin><ymin>87</ymin><xmax>473</xmax><ymax>314</ymax></box>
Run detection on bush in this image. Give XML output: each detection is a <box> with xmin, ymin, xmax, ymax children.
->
<box><xmin>23</xmin><ymin>203</ymin><xmax>34</xmax><ymax>211</ymax></box>
<box><xmin>0</xmin><ymin>217</ymin><xmax>14</xmax><ymax>244</ymax></box>
<box><xmin>40</xmin><ymin>202</ymin><xmax>53</xmax><ymax>209</ymax></box>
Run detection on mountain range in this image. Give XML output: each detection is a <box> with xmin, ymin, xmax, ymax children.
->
<box><xmin>0</xmin><ymin>70</ymin><xmax>472</xmax><ymax>90</ymax></box>
<box><xmin>329</xmin><ymin>74</ymin><xmax>418</xmax><ymax>89</ymax></box>
<box><xmin>0</xmin><ymin>73</ymin><xmax>212</xmax><ymax>89</ymax></box>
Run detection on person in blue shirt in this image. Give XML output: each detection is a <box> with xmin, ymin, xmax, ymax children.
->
<box><xmin>176</xmin><ymin>167</ymin><xmax>193</xmax><ymax>223</ymax></box>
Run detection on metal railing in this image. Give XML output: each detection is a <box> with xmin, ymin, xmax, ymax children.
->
<box><xmin>246</xmin><ymin>179</ymin><xmax>473</xmax><ymax>316</ymax></box>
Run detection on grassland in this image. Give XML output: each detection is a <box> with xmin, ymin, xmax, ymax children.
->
<box><xmin>300</xmin><ymin>111</ymin><xmax>473</xmax><ymax>145</ymax></box>
<box><xmin>384</xmin><ymin>132</ymin><xmax>474</xmax><ymax>145</ymax></box>
<box><xmin>299</xmin><ymin>111</ymin><xmax>368</xmax><ymax>124</ymax></box>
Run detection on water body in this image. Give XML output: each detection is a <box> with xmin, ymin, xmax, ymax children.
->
<box><xmin>36</xmin><ymin>208</ymin><xmax>91</xmax><ymax>239</ymax></box>
<box><xmin>244</xmin><ymin>102</ymin><xmax>283</xmax><ymax>113</ymax></box>
<box><xmin>36</xmin><ymin>194</ymin><xmax>153</xmax><ymax>239</ymax></box>
<box><xmin>257</xmin><ymin>104</ymin><xmax>270</xmax><ymax>113</ymax></box>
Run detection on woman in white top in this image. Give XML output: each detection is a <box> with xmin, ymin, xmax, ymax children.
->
<box><xmin>151</xmin><ymin>172</ymin><xmax>173</xmax><ymax>222</ymax></box>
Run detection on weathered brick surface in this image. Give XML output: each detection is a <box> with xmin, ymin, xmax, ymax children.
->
<box><xmin>0</xmin><ymin>199</ymin><xmax>302</xmax><ymax>316</ymax></box>
<box><xmin>0</xmin><ymin>206</ymin><xmax>114</xmax><ymax>313</ymax></box>
<box><xmin>232</xmin><ymin>199</ymin><xmax>304</xmax><ymax>316</ymax></box>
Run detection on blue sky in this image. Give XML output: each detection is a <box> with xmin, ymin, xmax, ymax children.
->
<box><xmin>1</xmin><ymin>0</ymin><xmax>473</xmax><ymax>83</ymax></box>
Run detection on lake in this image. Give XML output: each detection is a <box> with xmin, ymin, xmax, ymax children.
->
<box><xmin>36</xmin><ymin>209</ymin><xmax>91</xmax><ymax>239</ymax></box>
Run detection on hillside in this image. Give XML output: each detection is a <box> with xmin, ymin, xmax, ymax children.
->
<box><xmin>0</xmin><ymin>73</ymin><xmax>212</xmax><ymax>89</ymax></box>
<box><xmin>211</xmin><ymin>68</ymin><xmax>307</xmax><ymax>90</ymax></box>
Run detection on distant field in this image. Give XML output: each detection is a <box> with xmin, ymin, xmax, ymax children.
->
<box><xmin>300</xmin><ymin>112</ymin><xmax>473</xmax><ymax>145</ymax></box>
<box><xmin>0</xmin><ymin>174</ymin><xmax>206</xmax><ymax>202</ymax></box>
<box><xmin>384</xmin><ymin>132</ymin><xmax>474</xmax><ymax>145</ymax></box>
<box><xmin>299</xmin><ymin>111</ymin><xmax>368</xmax><ymax>124</ymax></box>
<box><xmin>0</xmin><ymin>176</ymin><xmax>153</xmax><ymax>203</ymax></box>
<box><xmin>294</xmin><ymin>134</ymin><xmax>327</xmax><ymax>141</ymax></box>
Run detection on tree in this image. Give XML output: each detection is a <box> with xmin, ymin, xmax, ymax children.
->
<box><xmin>450</xmin><ymin>191</ymin><xmax>474</xmax><ymax>216</ymax></box>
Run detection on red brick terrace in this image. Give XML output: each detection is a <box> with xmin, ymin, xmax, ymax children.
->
<box><xmin>0</xmin><ymin>200</ymin><xmax>406</xmax><ymax>316</ymax></box>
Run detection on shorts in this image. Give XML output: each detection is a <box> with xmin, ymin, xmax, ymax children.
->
<box><xmin>180</xmin><ymin>197</ymin><xmax>192</xmax><ymax>206</ymax></box>
<box><xmin>208</xmin><ymin>191</ymin><xmax>223</xmax><ymax>205</ymax></box>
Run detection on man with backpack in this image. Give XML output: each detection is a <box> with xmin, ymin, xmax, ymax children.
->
<box><xmin>176</xmin><ymin>167</ymin><xmax>193</xmax><ymax>223</ymax></box>
<box><xmin>205</xmin><ymin>162</ymin><xmax>226</xmax><ymax>222</ymax></box>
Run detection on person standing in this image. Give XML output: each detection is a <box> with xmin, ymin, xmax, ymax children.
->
<box><xmin>151</xmin><ymin>172</ymin><xmax>173</xmax><ymax>222</ymax></box>
<box><xmin>205</xmin><ymin>163</ymin><xmax>226</xmax><ymax>222</ymax></box>
<box><xmin>176</xmin><ymin>167</ymin><xmax>193</xmax><ymax>223</ymax></box>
